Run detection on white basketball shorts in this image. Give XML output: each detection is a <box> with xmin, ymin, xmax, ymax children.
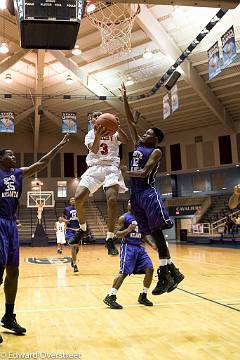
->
<box><xmin>79</xmin><ymin>165</ymin><xmax>128</xmax><ymax>194</ymax></box>
<box><xmin>56</xmin><ymin>233</ymin><xmax>66</xmax><ymax>244</ymax></box>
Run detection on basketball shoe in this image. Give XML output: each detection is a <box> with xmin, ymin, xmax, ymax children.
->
<box><xmin>152</xmin><ymin>268</ymin><xmax>175</xmax><ymax>295</ymax></box>
<box><xmin>103</xmin><ymin>295</ymin><xmax>122</xmax><ymax>309</ymax></box>
<box><xmin>105</xmin><ymin>238</ymin><xmax>119</xmax><ymax>256</ymax></box>
<box><xmin>73</xmin><ymin>264</ymin><xmax>79</xmax><ymax>273</ymax></box>
<box><xmin>1</xmin><ymin>314</ymin><xmax>26</xmax><ymax>334</ymax></box>
<box><xmin>138</xmin><ymin>293</ymin><xmax>153</xmax><ymax>306</ymax></box>
<box><xmin>167</xmin><ymin>263</ymin><xmax>184</xmax><ymax>293</ymax></box>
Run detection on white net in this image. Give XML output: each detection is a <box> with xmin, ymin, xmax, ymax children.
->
<box><xmin>86</xmin><ymin>2</ymin><xmax>140</xmax><ymax>55</ymax></box>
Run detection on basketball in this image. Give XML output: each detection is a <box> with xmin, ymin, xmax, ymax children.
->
<box><xmin>94</xmin><ymin>113</ymin><xmax>118</xmax><ymax>136</ymax></box>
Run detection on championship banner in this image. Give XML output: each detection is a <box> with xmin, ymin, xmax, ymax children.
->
<box><xmin>221</xmin><ymin>26</ymin><xmax>237</xmax><ymax>68</ymax></box>
<box><xmin>163</xmin><ymin>94</ymin><xmax>171</xmax><ymax>120</ymax></box>
<box><xmin>171</xmin><ymin>85</ymin><xmax>179</xmax><ymax>113</ymax></box>
<box><xmin>87</xmin><ymin>113</ymin><xmax>94</xmax><ymax>132</ymax></box>
<box><xmin>0</xmin><ymin>112</ymin><xmax>14</xmax><ymax>133</ymax></box>
<box><xmin>208</xmin><ymin>42</ymin><xmax>221</xmax><ymax>80</ymax></box>
<box><xmin>62</xmin><ymin>112</ymin><xmax>77</xmax><ymax>133</ymax></box>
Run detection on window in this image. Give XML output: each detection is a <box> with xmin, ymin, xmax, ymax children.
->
<box><xmin>57</xmin><ymin>181</ymin><xmax>67</xmax><ymax>198</ymax></box>
<box><xmin>64</xmin><ymin>153</ymin><xmax>74</xmax><ymax>177</ymax></box>
<box><xmin>218</xmin><ymin>135</ymin><xmax>232</xmax><ymax>165</ymax></box>
<box><xmin>170</xmin><ymin>144</ymin><xmax>182</xmax><ymax>171</ymax></box>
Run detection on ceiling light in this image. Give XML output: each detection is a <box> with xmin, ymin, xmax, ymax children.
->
<box><xmin>125</xmin><ymin>77</ymin><xmax>134</xmax><ymax>86</ymax></box>
<box><xmin>0</xmin><ymin>42</ymin><xmax>9</xmax><ymax>54</ymax></box>
<box><xmin>86</xmin><ymin>2</ymin><xmax>96</xmax><ymax>14</ymax></box>
<box><xmin>65</xmin><ymin>74</ymin><xmax>74</xmax><ymax>85</ymax></box>
<box><xmin>0</xmin><ymin>0</ymin><xmax>6</xmax><ymax>10</ymax></box>
<box><xmin>143</xmin><ymin>48</ymin><xmax>153</xmax><ymax>59</ymax></box>
<box><xmin>4</xmin><ymin>73</ymin><xmax>12</xmax><ymax>84</ymax></box>
<box><xmin>72</xmin><ymin>45</ymin><xmax>82</xmax><ymax>56</ymax></box>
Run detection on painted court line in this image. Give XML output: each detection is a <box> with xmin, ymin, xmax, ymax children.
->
<box><xmin>17</xmin><ymin>297</ymin><xmax>240</xmax><ymax>313</ymax></box>
<box><xmin>174</xmin><ymin>257</ymin><xmax>240</xmax><ymax>270</ymax></box>
<box><xmin>178</xmin><ymin>288</ymin><xmax>240</xmax><ymax>312</ymax></box>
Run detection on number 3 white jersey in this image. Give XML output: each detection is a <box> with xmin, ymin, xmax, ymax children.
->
<box><xmin>85</xmin><ymin>129</ymin><xmax>121</xmax><ymax>167</ymax></box>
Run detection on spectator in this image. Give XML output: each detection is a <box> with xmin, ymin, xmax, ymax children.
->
<box><xmin>224</xmin><ymin>216</ymin><xmax>234</xmax><ymax>234</ymax></box>
<box><xmin>234</xmin><ymin>214</ymin><xmax>240</xmax><ymax>233</ymax></box>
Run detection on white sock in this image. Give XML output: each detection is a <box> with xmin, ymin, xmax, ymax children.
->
<box><xmin>167</xmin><ymin>258</ymin><xmax>172</xmax><ymax>264</ymax></box>
<box><xmin>142</xmin><ymin>287</ymin><xmax>148</xmax><ymax>294</ymax></box>
<box><xmin>160</xmin><ymin>259</ymin><xmax>168</xmax><ymax>266</ymax></box>
<box><xmin>80</xmin><ymin>223</ymin><xmax>87</xmax><ymax>231</ymax></box>
<box><xmin>109</xmin><ymin>288</ymin><xmax>117</xmax><ymax>296</ymax></box>
<box><xmin>106</xmin><ymin>232</ymin><xmax>114</xmax><ymax>240</ymax></box>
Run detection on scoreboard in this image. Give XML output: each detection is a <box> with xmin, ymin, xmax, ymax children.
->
<box><xmin>15</xmin><ymin>0</ymin><xmax>85</xmax><ymax>49</ymax></box>
<box><xmin>23</xmin><ymin>1</ymin><xmax>81</xmax><ymax>21</ymax></box>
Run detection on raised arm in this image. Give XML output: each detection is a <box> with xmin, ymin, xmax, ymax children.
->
<box><xmin>116</xmin><ymin>117</ymin><xmax>128</xmax><ymax>144</ymax></box>
<box><xmin>229</xmin><ymin>184</ymin><xmax>240</xmax><ymax>209</ymax></box>
<box><xmin>121</xmin><ymin>82</ymin><xmax>142</xmax><ymax>146</ymax></box>
<box><xmin>21</xmin><ymin>134</ymin><xmax>70</xmax><ymax>178</ymax></box>
<box><xmin>127</xmin><ymin>148</ymin><xmax>162</xmax><ymax>178</ymax></box>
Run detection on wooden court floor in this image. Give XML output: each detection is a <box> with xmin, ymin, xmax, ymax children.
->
<box><xmin>0</xmin><ymin>244</ymin><xmax>239</xmax><ymax>360</ymax></box>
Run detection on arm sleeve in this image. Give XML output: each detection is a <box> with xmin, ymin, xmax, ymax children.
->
<box><xmin>85</xmin><ymin>130</ymin><xmax>94</xmax><ymax>147</ymax></box>
<box><xmin>114</xmin><ymin>132</ymin><xmax>121</xmax><ymax>145</ymax></box>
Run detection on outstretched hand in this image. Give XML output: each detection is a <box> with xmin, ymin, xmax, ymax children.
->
<box><xmin>234</xmin><ymin>184</ymin><xmax>240</xmax><ymax>196</ymax></box>
<box><xmin>60</xmin><ymin>133</ymin><xmax>71</xmax><ymax>146</ymax></box>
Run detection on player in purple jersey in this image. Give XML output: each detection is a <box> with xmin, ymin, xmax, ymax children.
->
<box><xmin>104</xmin><ymin>200</ymin><xmax>156</xmax><ymax>309</ymax></box>
<box><xmin>0</xmin><ymin>134</ymin><xmax>69</xmax><ymax>341</ymax></box>
<box><xmin>63</xmin><ymin>197</ymin><xmax>80</xmax><ymax>273</ymax></box>
<box><xmin>121</xmin><ymin>83</ymin><xmax>184</xmax><ymax>296</ymax></box>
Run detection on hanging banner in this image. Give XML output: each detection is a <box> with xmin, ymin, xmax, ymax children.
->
<box><xmin>221</xmin><ymin>26</ymin><xmax>237</xmax><ymax>68</ymax></box>
<box><xmin>163</xmin><ymin>94</ymin><xmax>171</xmax><ymax>119</ymax></box>
<box><xmin>87</xmin><ymin>113</ymin><xmax>94</xmax><ymax>133</ymax></box>
<box><xmin>0</xmin><ymin>112</ymin><xmax>14</xmax><ymax>133</ymax></box>
<box><xmin>171</xmin><ymin>85</ymin><xmax>179</xmax><ymax>113</ymax></box>
<box><xmin>62</xmin><ymin>112</ymin><xmax>77</xmax><ymax>133</ymax></box>
<box><xmin>208</xmin><ymin>42</ymin><xmax>221</xmax><ymax>80</ymax></box>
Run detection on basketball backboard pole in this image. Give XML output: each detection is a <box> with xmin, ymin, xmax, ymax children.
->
<box><xmin>27</xmin><ymin>189</ymin><xmax>55</xmax><ymax>247</ymax></box>
<box><xmin>111</xmin><ymin>0</ymin><xmax>238</xmax><ymax>8</ymax></box>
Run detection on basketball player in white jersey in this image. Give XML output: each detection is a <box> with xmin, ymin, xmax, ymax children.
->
<box><xmin>69</xmin><ymin>112</ymin><xmax>128</xmax><ymax>256</ymax></box>
<box><xmin>55</xmin><ymin>217</ymin><xmax>66</xmax><ymax>254</ymax></box>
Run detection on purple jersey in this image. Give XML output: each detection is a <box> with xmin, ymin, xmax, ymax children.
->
<box><xmin>123</xmin><ymin>212</ymin><xmax>143</xmax><ymax>246</ymax></box>
<box><xmin>64</xmin><ymin>206</ymin><xmax>79</xmax><ymax>229</ymax></box>
<box><xmin>129</xmin><ymin>143</ymin><xmax>173</xmax><ymax>234</ymax></box>
<box><xmin>130</xmin><ymin>143</ymin><xmax>159</xmax><ymax>193</ymax></box>
<box><xmin>0</xmin><ymin>168</ymin><xmax>23</xmax><ymax>219</ymax></box>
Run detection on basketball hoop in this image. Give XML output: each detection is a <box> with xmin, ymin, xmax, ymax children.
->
<box><xmin>86</xmin><ymin>2</ymin><xmax>140</xmax><ymax>55</ymax></box>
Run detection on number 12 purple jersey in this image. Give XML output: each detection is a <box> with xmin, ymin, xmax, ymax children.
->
<box><xmin>129</xmin><ymin>143</ymin><xmax>173</xmax><ymax>235</ymax></box>
<box><xmin>130</xmin><ymin>143</ymin><xmax>159</xmax><ymax>193</ymax></box>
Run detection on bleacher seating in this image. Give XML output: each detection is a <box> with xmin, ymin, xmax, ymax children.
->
<box><xmin>18</xmin><ymin>198</ymin><xmax>113</xmax><ymax>244</ymax></box>
<box><xmin>200</xmin><ymin>193</ymin><xmax>236</xmax><ymax>224</ymax></box>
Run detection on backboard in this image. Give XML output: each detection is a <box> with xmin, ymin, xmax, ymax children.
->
<box><xmin>27</xmin><ymin>191</ymin><xmax>55</xmax><ymax>208</ymax></box>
